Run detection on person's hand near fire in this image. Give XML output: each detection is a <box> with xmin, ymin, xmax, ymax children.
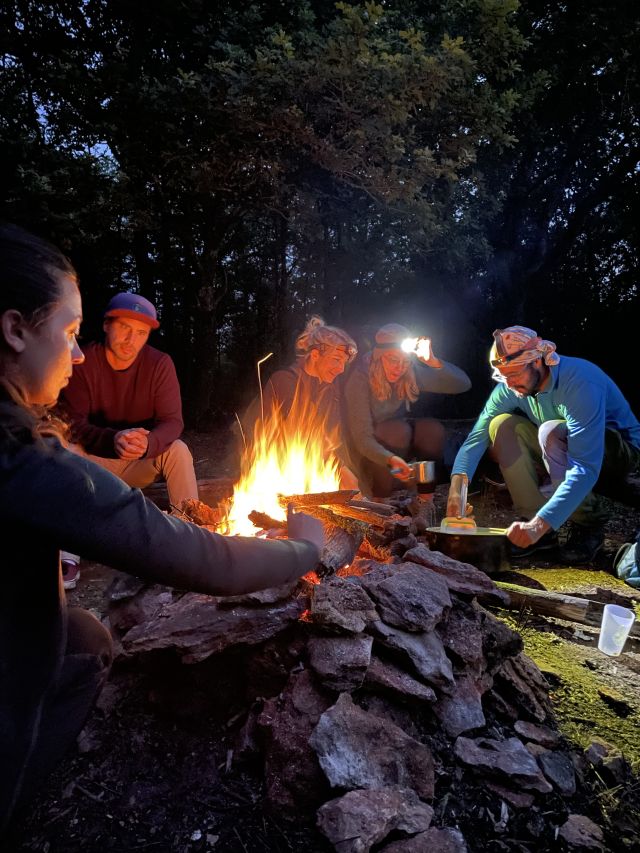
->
<box><xmin>287</xmin><ymin>504</ymin><xmax>326</xmax><ymax>554</ymax></box>
<box><xmin>388</xmin><ymin>454</ymin><xmax>413</xmax><ymax>482</ymax></box>
<box><xmin>115</xmin><ymin>427</ymin><xmax>149</xmax><ymax>460</ymax></box>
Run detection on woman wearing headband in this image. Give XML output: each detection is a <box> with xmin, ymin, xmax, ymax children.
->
<box><xmin>239</xmin><ymin>316</ymin><xmax>359</xmax><ymax>486</ymax></box>
<box><xmin>343</xmin><ymin>323</ymin><xmax>471</xmax><ymax>498</ymax></box>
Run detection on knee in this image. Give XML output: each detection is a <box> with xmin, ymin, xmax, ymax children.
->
<box><xmin>538</xmin><ymin>419</ymin><xmax>567</xmax><ymax>451</ymax></box>
<box><xmin>488</xmin><ymin>413</ymin><xmax>517</xmax><ymax>445</ymax></box>
<box><xmin>66</xmin><ymin>608</ymin><xmax>113</xmax><ymax>670</ymax></box>
<box><xmin>374</xmin><ymin>419</ymin><xmax>412</xmax><ymax>451</ymax></box>
<box><xmin>167</xmin><ymin>439</ymin><xmax>194</xmax><ymax>464</ymax></box>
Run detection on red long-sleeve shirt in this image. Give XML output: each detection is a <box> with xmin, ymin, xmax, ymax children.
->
<box><xmin>60</xmin><ymin>342</ymin><xmax>184</xmax><ymax>459</ymax></box>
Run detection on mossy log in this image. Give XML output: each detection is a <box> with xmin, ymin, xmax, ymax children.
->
<box><xmin>488</xmin><ymin>581</ymin><xmax>640</xmax><ymax>638</ymax></box>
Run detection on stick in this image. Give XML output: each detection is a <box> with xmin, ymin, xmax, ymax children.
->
<box><xmin>277</xmin><ymin>489</ymin><xmax>359</xmax><ymax>508</ymax></box>
<box><xmin>321</xmin><ymin>503</ymin><xmax>391</xmax><ymax>528</ymax></box>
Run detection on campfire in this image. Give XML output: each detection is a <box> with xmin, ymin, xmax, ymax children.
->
<box><xmin>220</xmin><ymin>393</ymin><xmax>342</xmax><ymax>537</ymax></box>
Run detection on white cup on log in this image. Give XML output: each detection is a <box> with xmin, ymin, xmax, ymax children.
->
<box><xmin>597</xmin><ymin>604</ymin><xmax>636</xmax><ymax>656</ymax></box>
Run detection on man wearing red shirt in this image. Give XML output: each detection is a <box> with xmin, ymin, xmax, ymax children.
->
<box><xmin>60</xmin><ymin>292</ymin><xmax>198</xmax><ymax>586</ymax></box>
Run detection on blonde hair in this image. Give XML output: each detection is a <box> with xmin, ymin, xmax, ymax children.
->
<box><xmin>368</xmin><ymin>349</ymin><xmax>420</xmax><ymax>404</ymax></box>
<box><xmin>295</xmin><ymin>315</ymin><xmax>357</xmax><ymax>361</ymax></box>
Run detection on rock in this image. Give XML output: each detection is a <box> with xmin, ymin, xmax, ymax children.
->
<box><xmin>477</xmin><ymin>605</ymin><xmax>523</xmax><ymax>671</ymax></box>
<box><xmin>454</xmin><ymin>736</ymin><xmax>553</xmax><ymax>793</ymax></box>
<box><xmin>403</xmin><ymin>544</ymin><xmax>507</xmax><ymax>601</ymax></box>
<box><xmin>307</xmin><ymin>635</ymin><xmax>373</xmax><ymax>692</ymax></box>
<box><xmin>514</xmin><ymin>720</ymin><xmax>561</xmax><ymax>748</ymax></box>
<box><xmin>309</xmin><ymin>577</ymin><xmax>378</xmax><ymax>634</ymax></box>
<box><xmin>360</xmin><ymin>563</ymin><xmax>451</xmax><ymax>633</ymax></box>
<box><xmin>368</xmin><ymin>620</ymin><xmax>454</xmax><ymax>690</ymax></box>
<box><xmin>219</xmin><ymin>579</ymin><xmax>300</xmax><ymax>606</ymax></box>
<box><xmin>380</xmin><ymin>826</ymin><xmax>468</xmax><ymax>852</ymax></box>
<box><xmin>337</xmin><ymin>558</ymin><xmax>393</xmax><ymax>579</ymax></box>
<box><xmin>492</xmin><ymin>653</ymin><xmax>553</xmax><ymax>722</ymax></box>
<box><xmin>558</xmin><ymin>814</ymin><xmax>604</xmax><ymax>850</ymax></box>
<box><xmin>433</xmin><ymin>673</ymin><xmax>490</xmax><ymax>736</ymax></box>
<box><xmin>109</xmin><ymin>584</ymin><xmax>175</xmax><ymax>633</ymax></box>
<box><xmin>486</xmin><ymin>781</ymin><xmax>535</xmax><ymax>808</ymax></box>
<box><xmin>437</xmin><ymin>603</ymin><xmax>485</xmax><ymax>673</ymax></box>
<box><xmin>584</xmin><ymin>738</ymin><xmax>629</xmax><ymax>786</ymax></box>
<box><xmin>107</xmin><ymin>571</ymin><xmax>147</xmax><ymax>602</ymax></box>
<box><xmin>316</xmin><ymin>787</ymin><xmax>433</xmax><ymax>853</ymax></box>
<box><xmin>389</xmin><ymin>534</ymin><xmax>419</xmax><ymax>557</ymax></box>
<box><xmin>364</xmin><ymin>655</ymin><xmax>437</xmax><ymax>705</ymax></box>
<box><xmin>121</xmin><ymin>592</ymin><xmax>307</xmax><ymax>663</ymax></box>
<box><xmin>309</xmin><ymin>693</ymin><xmax>435</xmax><ymax>800</ymax></box>
<box><xmin>258</xmin><ymin>669</ymin><xmax>333</xmax><ymax>811</ymax></box>
<box><xmin>536</xmin><ymin>750</ymin><xmax>576</xmax><ymax>795</ymax></box>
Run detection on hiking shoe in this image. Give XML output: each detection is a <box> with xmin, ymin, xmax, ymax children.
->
<box><xmin>510</xmin><ymin>530</ymin><xmax>559</xmax><ymax>559</ymax></box>
<box><xmin>62</xmin><ymin>560</ymin><xmax>80</xmax><ymax>590</ymax></box>
<box><xmin>559</xmin><ymin>525</ymin><xmax>605</xmax><ymax>565</ymax></box>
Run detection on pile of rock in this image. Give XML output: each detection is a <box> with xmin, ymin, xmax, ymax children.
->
<box><xmin>107</xmin><ymin>543</ymin><xmax>611</xmax><ymax>852</ymax></box>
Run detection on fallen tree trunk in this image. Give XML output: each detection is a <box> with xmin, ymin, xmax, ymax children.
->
<box><xmin>484</xmin><ymin>581</ymin><xmax>640</xmax><ymax>639</ymax></box>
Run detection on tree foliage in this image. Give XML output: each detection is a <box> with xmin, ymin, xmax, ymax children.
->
<box><xmin>1</xmin><ymin>0</ymin><xmax>638</xmax><ymax>420</ymax></box>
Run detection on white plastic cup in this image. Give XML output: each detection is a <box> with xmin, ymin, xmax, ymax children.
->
<box><xmin>597</xmin><ymin>604</ymin><xmax>636</xmax><ymax>656</ymax></box>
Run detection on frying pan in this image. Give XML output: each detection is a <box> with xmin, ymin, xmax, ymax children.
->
<box><xmin>424</xmin><ymin>524</ymin><xmax>511</xmax><ymax>575</ymax></box>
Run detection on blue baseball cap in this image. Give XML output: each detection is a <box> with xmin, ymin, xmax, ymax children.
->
<box><xmin>104</xmin><ymin>292</ymin><xmax>160</xmax><ymax>329</ymax></box>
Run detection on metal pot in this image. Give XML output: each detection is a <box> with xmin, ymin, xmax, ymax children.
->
<box><xmin>411</xmin><ymin>460</ymin><xmax>437</xmax><ymax>495</ymax></box>
<box><xmin>424</xmin><ymin>526</ymin><xmax>511</xmax><ymax>575</ymax></box>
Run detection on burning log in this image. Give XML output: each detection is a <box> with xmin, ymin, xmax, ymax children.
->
<box><xmin>348</xmin><ymin>499</ymin><xmax>395</xmax><ymax>517</ymax></box>
<box><xmin>316</xmin><ymin>503</ymin><xmax>391</xmax><ymax>529</ymax></box>
<box><xmin>248</xmin><ymin>510</ymin><xmax>286</xmax><ymax>531</ymax></box>
<box><xmin>278</xmin><ymin>489</ymin><xmax>359</xmax><ymax>508</ymax></box>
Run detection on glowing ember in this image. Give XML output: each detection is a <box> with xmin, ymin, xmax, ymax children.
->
<box><xmin>219</xmin><ymin>389</ymin><xmax>341</xmax><ymax>536</ymax></box>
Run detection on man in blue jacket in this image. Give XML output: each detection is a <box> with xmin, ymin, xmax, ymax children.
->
<box><xmin>447</xmin><ymin>326</ymin><xmax>640</xmax><ymax>563</ymax></box>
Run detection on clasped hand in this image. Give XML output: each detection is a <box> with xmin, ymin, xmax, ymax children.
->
<box><xmin>114</xmin><ymin>428</ymin><xmax>149</xmax><ymax>460</ymax></box>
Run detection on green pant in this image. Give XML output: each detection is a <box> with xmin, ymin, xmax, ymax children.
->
<box><xmin>488</xmin><ymin>414</ymin><xmax>640</xmax><ymax>526</ymax></box>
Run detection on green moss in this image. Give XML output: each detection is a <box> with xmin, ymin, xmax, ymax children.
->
<box><xmin>499</xmin><ymin>615</ymin><xmax>640</xmax><ymax>766</ymax></box>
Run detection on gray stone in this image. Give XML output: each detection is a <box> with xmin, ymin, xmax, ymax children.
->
<box><xmin>492</xmin><ymin>653</ymin><xmax>553</xmax><ymax>722</ymax></box>
<box><xmin>364</xmin><ymin>655</ymin><xmax>437</xmax><ymax>705</ymax></box>
<box><xmin>368</xmin><ymin>620</ymin><xmax>454</xmax><ymax>690</ymax></box>
<box><xmin>558</xmin><ymin>815</ymin><xmax>604</xmax><ymax>850</ymax></box>
<box><xmin>219</xmin><ymin>579</ymin><xmax>300</xmax><ymax>606</ymax></box>
<box><xmin>309</xmin><ymin>693</ymin><xmax>435</xmax><ymax>799</ymax></box>
<box><xmin>258</xmin><ymin>669</ymin><xmax>333</xmax><ymax>811</ymax></box>
<box><xmin>316</xmin><ymin>787</ymin><xmax>433</xmax><ymax>853</ymax></box>
<box><xmin>310</xmin><ymin>577</ymin><xmax>379</xmax><ymax>634</ymax></box>
<box><xmin>360</xmin><ymin>563</ymin><xmax>451</xmax><ymax>633</ymax></box>
<box><xmin>537</xmin><ymin>750</ymin><xmax>576</xmax><ymax>795</ymax></box>
<box><xmin>514</xmin><ymin>720</ymin><xmax>561</xmax><ymax>748</ymax></box>
<box><xmin>381</xmin><ymin>827</ymin><xmax>468</xmax><ymax>852</ymax></box>
<box><xmin>108</xmin><ymin>584</ymin><xmax>175</xmax><ymax>633</ymax></box>
<box><xmin>121</xmin><ymin>592</ymin><xmax>306</xmax><ymax>663</ymax></box>
<box><xmin>454</xmin><ymin>736</ymin><xmax>553</xmax><ymax>793</ymax></box>
<box><xmin>403</xmin><ymin>544</ymin><xmax>507</xmax><ymax>601</ymax></box>
<box><xmin>486</xmin><ymin>781</ymin><xmax>535</xmax><ymax>808</ymax></box>
<box><xmin>437</xmin><ymin>604</ymin><xmax>484</xmax><ymax>673</ymax></box>
<box><xmin>307</xmin><ymin>635</ymin><xmax>373</xmax><ymax>692</ymax></box>
<box><xmin>434</xmin><ymin>673</ymin><xmax>490</xmax><ymax>736</ymax></box>
<box><xmin>477</xmin><ymin>605</ymin><xmax>523</xmax><ymax>671</ymax></box>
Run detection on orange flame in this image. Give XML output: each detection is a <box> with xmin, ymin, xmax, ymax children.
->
<box><xmin>219</xmin><ymin>389</ymin><xmax>341</xmax><ymax>536</ymax></box>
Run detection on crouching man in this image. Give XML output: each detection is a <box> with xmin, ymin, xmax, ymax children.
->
<box><xmin>59</xmin><ymin>292</ymin><xmax>198</xmax><ymax>585</ymax></box>
<box><xmin>447</xmin><ymin>326</ymin><xmax>640</xmax><ymax>564</ymax></box>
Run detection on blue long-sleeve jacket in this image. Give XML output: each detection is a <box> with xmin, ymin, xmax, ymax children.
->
<box><xmin>452</xmin><ymin>356</ymin><xmax>640</xmax><ymax>529</ymax></box>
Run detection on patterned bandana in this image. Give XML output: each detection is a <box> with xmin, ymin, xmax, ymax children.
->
<box><xmin>490</xmin><ymin>326</ymin><xmax>560</xmax><ymax>383</ymax></box>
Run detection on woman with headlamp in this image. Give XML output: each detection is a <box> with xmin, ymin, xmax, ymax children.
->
<box><xmin>343</xmin><ymin>323</ymin><xmax>471</xmax><ymax>498</ymax></box>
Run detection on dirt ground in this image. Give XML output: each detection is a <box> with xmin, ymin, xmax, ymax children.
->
<box><xmin>6</xmin><ymin>429</ymin><xmax>640</xmax><ymax>853</ymax></box>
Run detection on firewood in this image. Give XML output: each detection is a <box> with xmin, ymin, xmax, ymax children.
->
<box><xmin>348</xmin><ymin>499</ymin><xmax>395</xmax><ymax>517</ymax></box>
<box><xmin>277</xmin><ymin>489</ymin><xmax>359</xmax><ymax>508</ymax></box>
<box><xmin>321</xmin><ymin>503</ymin><xmax>390</xmax><ymax>528</ymax></box>
<box><xmin>485</xmin><ymin>581</ymin><xmax>640</xmax><ymax>638</ymax></box>
<box><xmin>248</xmin><ymin>510</ymin><xmax>286</xmax><ymax>531</ymax></box>
<box><xmin>179</xmin><ymin>498</ymin><xmax>222</xmax><ymax>527</ymax></box>
<box><xmin>293</xmin><ymin>504</ymin><xmax>370</xmax><ymax>538</ymax></box>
